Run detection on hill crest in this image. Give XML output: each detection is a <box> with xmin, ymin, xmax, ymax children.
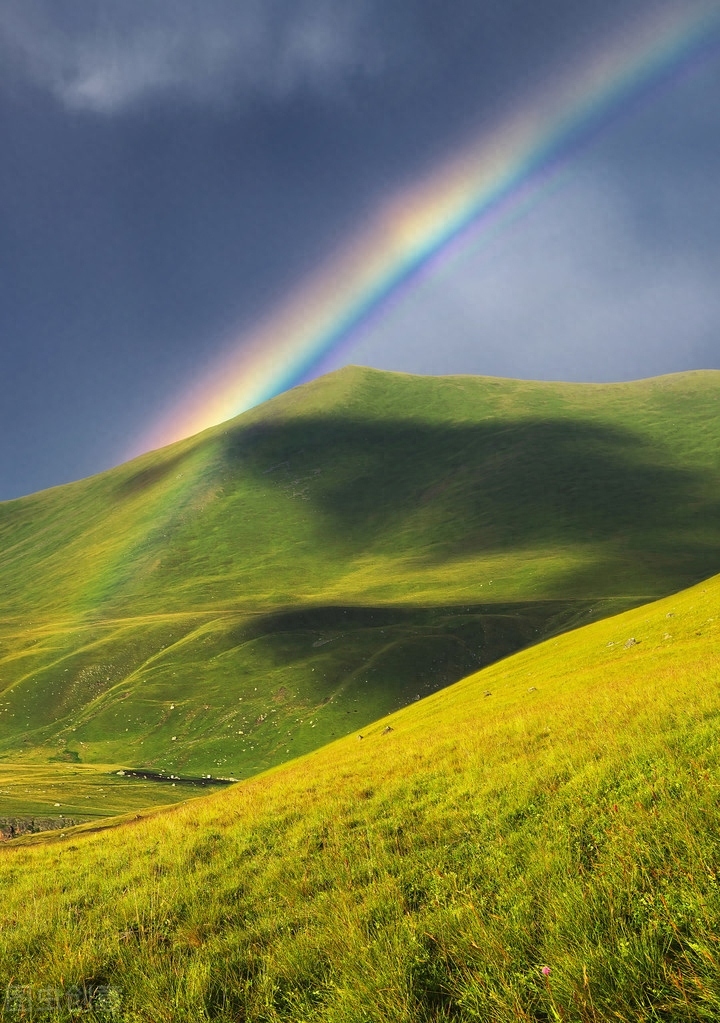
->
<box><xmin>1</xmin><ymin>366</ymin><xmax>720</xmax><ymax>785</ymax></box>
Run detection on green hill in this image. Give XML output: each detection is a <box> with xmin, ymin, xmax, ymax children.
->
<box><xmin>3</xmin><ymin>566</ymin><xmax>720</xmax><ymax>1021</ymax></box>
<box><xmin>2</xmin><ymin>366</ymin><xmax>720</xmax><ymax>794</ymax></box>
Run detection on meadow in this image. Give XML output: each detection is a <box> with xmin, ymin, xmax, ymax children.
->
<box><xmin>0</xmin><ymin>762</ymin><xmax>229</xmax><ymax>836</ymax></box>
<box><xmin>1</xmin><ymin>571</ymin><xmax>719</xmax><ymax>1020</ymax></box>
<box><xmin>2</xmin><ymin>367</ymin><xmax>720</xmax><ymax>1020</ymax></box>
<box><xmin>2</xmin><ymin>367</ymin><xmax>720</xmax><ymax>801</ymax></box>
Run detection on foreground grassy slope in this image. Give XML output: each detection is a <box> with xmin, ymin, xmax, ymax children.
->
<box><xmin>3</xmin><ymin>571</ymin><xmax>720</xmax><ymax>1020</ymax></box>
<box><xmin>2</xmin><ymin>366</ymin><xmax>720</xmax><ymax>782</ymax></box>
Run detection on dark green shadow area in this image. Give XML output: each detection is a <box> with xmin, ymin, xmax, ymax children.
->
<box><xmin>0</xmin><ymin>596</ymin><xmax>642</xmax><ymax>800</ymax></box>
<box><xmin>2</xmin><ymin>369</ymin><xmax>720</xmax><ymax>810</ymax></box>
<box><xmin>221</xmin><ymin>413</ymin><xmax>720</xmax><ymax>592</ymax></box>
<box><xmin>4</xmin><ymin>372</ymin><xmax>720</xmax><ymax>622</ymax></box>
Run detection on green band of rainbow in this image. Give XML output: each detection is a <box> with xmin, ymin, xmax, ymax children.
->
<box><xmin>134</xmin><ymin>2</ymin><xmax>720</xmax><ymax>455</ymax></box>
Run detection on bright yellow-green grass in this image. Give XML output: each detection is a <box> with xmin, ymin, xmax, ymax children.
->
<box><xmin>1</xmin><ymin>569</ymin><xmax>719</xmax><ymax>1020</ymax></box>
<box><xmin>2</xmin><ymin>367</ymin><xmax>720</xmax><ymax>798</ymax></box>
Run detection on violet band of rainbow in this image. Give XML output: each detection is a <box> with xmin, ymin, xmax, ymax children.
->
<box><xmin>133</xmin><ymin>2</ymin><xmax>720</xmax><ymax>457</ymax></box>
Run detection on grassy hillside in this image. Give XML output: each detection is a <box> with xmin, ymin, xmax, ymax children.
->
<box><xmin>2</xmin><ymin>569</ymin><xmax>720</xmax><ymax>1020</ymax></box>
<box><xmin>2</xmin><ymin>366</ymin><xmax>720</xmax><ymax>786</ymax></box>
<box><xmin>4</xmin><ymin>365</ymin><xmax>720</xmax><ymax>616</ymax></box>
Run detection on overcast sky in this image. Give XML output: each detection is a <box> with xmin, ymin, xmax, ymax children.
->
<box><xmin>2</xmin><ymin>0</ymin><xmax>720</xmax><ymax>499</ymax></box>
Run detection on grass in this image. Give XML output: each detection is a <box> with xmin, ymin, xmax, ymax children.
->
<box><xmin>5</xmin><ymin>366</ymin><xmax>720</xmax><ymax>617</ymax></box>
<box><xmin>3</xmin><ymin>366</ymin><xmax>720</xmax><ymax>1016</ymax></box>
<box><xmin>1</xmin><ymin>570</ymin><xmax>720</xmax><ymax>1020</ymax></box>
<box><xmin>3</xmin><ymin>366</ymin><xmax>720</xmax><ymax>811</ymax></box>
<box><xmin>0</xmin><ymin>763</ymin><xmax>230</xmax><ymax>833</ymax></box>
<box><xmin>0</xmin><ymin>600</ymin><xmax>630</xmax><ymax>781</ymax></box>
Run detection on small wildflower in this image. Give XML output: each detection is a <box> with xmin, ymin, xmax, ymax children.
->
<box><xmin>541</xmin><ymin>966</ymin><xmax>551</xmax><ymax>976</ymax></box>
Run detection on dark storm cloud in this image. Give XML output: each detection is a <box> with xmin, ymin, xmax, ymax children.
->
<box><xmin>342</xmin><ymin>43</ymin><xmax>720</xmax><ymax>385</ymax></box>
<box><xmin>589</xmin><ymin>53</ymin><xmax>720</xmax><ymax>250</ymax></box>
<box><xmin>0</xmin><ymin>0</ymin><xmax>675</xmax><ymax>114</ymax></box>
<box><xmin>0</xmin><ymin>0</ymin><xmax>382</xmax><ymax>111</ymax></box>
<box><xmin>0</xmin><ymin>0</ymin><xmax>715</xmax><ymax>498</ymax></box>
<box><xmin>344</xmin><ymin>168</ymin><xmax>720</xmax><ymax>383</ymax></box>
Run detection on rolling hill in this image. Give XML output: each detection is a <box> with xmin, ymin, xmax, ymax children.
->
<box><xmin>2</xmin><ymin>366</ymin><xmax>720</xmax><ymax>796</ymax></box>
<box><xmin>2</xmin><ymin>563</ymin><xmax>720</xmax><ymax>1020</ymax></box>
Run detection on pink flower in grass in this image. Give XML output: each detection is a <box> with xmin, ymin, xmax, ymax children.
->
<box><xmin>541</xmin><ymin>966</ymin><xmax>551</xmax><ymax>976</ymax></box>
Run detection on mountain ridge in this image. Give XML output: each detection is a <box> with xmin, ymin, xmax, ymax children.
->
<box><xmin>2</xmin><ymin>365</ymin><xmax>720</xmax><ymax>785</ymax></box>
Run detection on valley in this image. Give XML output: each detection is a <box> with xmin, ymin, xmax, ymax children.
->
<box><xmin>3</xmin><ymin>368</ymin><xmax>720</xmax><ymax>1017</ymax></box>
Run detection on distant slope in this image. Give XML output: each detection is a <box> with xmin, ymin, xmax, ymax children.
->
<box><xmin>5</xmin><ymin>365</ymin><xmax>720</xmax><ymax>617</ymax></box>
<box><xmin>2</xmin><ymin>366</ymin><xmax>720</xmax><ymax>777</ymax></box>
<box><xmin>4</xmin><ymin>569</ymin><xmax>720</xmax><ymax>1020</ymax></box>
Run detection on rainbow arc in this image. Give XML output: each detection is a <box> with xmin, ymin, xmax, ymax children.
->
<box><xmin>134</xmin><ymin>3</ymin><xmax>720</xmax><ymax>456</ymax></box>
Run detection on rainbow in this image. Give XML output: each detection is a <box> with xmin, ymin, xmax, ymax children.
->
<box><xmin>135</xmin><ymin>2</ymin><xmax>720</xmax><ymax>455</ymax></box>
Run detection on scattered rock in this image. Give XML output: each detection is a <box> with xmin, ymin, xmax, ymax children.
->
<box><xmin>624</xmin><ymin>638</ymin><xmax>639</xmax><ymax>648</ymax></box>
<box><xmin>528</xmin><ymin>687</ymin><xmax>537</xmax><ymax>693</ymax></box>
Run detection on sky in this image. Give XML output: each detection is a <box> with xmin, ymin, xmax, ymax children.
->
<box><xmin>2</xmin><ymin>0</ymin><xmax>720</xmax><ymax>500</ymax></box>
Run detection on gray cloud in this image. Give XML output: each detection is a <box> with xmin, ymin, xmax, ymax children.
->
<box><xmin>1</xmin><ymin>0</ymin><xmax>718</xmax><ymax>499</ymax></box>
<box><xmin>0</xmin><ymin>0</ymin><xmax>681</xmax><ymax>115</ymax></box>
<box><xmin>340</xmin><ymin>167</ymin><xmax>720</xmax><ymax>383</ymax></box>
<box><xmin>0</xmin><ymin>0</ymin><xmax>381</xmax><ymax>112</ymax></box>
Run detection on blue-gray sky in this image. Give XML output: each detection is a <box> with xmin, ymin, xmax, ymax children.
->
<box><xmin>1</xmin><ymin>0</ymin><xmax>719</xmax><ymax>499</ymax></box>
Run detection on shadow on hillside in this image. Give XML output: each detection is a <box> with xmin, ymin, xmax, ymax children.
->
<box><xmin>228</xmin><ymin>600</ymin><xmax>621</xmax><ymax>655</ymax></box>
<box><xmin>221</xmin><ymin>414</ymin><xmax>720</xmax><ymax>590</ymax></box>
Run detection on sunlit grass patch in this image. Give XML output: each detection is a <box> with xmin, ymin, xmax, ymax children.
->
<box><xmin>1</xmin><ymin>573</ymin><xmax>720</xmax><ymax>1018</ymax></box>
